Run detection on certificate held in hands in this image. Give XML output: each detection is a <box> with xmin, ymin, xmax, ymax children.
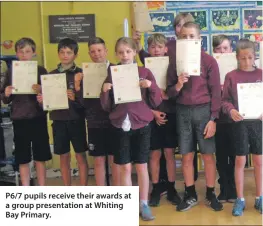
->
<box><xmin>176</xmin><ymin>39</ymin><xmax>201</xmax><ymax>76</ymax></box>
<box><xmin>41</xmin><ymin>73</ymin><xmax>69</xmax><ymax>111</ymax></box>
<box><xmin>111</xmin><ymin>64</ymin><xmax>142</xmax><ymax>104</ymax></box>
<box><xmin>145</xmin><ymin>56</ymin><xmax>169</xmax><ymax>89</ymax></box>
<box><xmin>82</xmin><ymin>62</ymin><xmax>107</xmax><ymax>98</ymax></box>
<box><xmin>237</xmin><ymin>82</ymin><xmax>263</xmax><ymax>119</ymax></box>
<box><xmin>12</xmin><ymin>61</ymin><xmax>38</xmax><ymax>94</ymax></box>
<box><xmin>213</xmin><ymin>53</ymin><xmax>237</xmax><ymax>85</ymax></box>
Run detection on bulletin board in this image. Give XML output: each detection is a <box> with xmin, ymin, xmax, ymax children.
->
<box><xmin>143</xmin><ymin>1</ymin><xmax>262</xmax><ymax>57</ymax></box>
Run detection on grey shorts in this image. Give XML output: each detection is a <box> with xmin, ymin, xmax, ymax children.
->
<box><xmin>175</xmin><ymin>103</ymin><xmax>216</xmax><ymax>155</ymax></box>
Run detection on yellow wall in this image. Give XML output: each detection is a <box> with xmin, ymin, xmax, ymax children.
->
<box><xmin>1</xmin><ymin>1</ymin><xmax>132</xmax><ymax>169</ymax></box>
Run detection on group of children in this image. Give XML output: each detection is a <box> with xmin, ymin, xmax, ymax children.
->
<box><xmin>0</xmin><ymin>12</ymin><xmax>262</xmax><ymax>221</ymax></box>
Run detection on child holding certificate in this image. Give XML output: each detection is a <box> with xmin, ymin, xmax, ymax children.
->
<box><xmin>100</xmin><ymin>37</ymin><xmax>162</xmax><ymax>221</ymax></box>
<box><xmin>167</xmin><ymin>22</ymin><xmax>223</xmax><ymax>212</ymax></box>
<box><xmin>139</xmin><ymin>34</ymin><xmax>181</xmax><ymax>207</ymax></box>
<box><xmin>37</xmin><ymin>38</ymin><xmax>88</xmax><ymax>186</ymax></box>
<box><xmin>74</xmin><ymin>37</ymin><xmax>120</xmax><ymax>186</ymax></box>
<box><xmin>212</xmin><ymin>35</ymin><xmax>237</xmax><ymax>203</ymax></box>
<box><xmin>1</xmin><ymin>37</ymin><xmax>52</xmax><ymax>185</ymax></box>
<box><xmin>222</xmin><ymin>39</ymin><xmax>262</xmax><ymax>216</ymax></box>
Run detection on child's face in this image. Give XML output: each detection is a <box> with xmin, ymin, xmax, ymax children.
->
<box><xmin>58</xmin><ymin>47</ymin><xmax>77</xmax><ymax>65</ymax></box>
<box><xmin>179</xmin><ymin>27</ymin><xmax>200</xmax><ymax>40</ymax></box>
<box><xmin>116</xmin><ymin>44</ymin><xmax>136</xmax><ymax>64</ymax></box>
<box><xmin>148</xmin><ymin>42</ymin><xmax>168</xmax><ymax>57</ymax></box>
<box><xmin>214</xmin><ymin>39</ymin><xmax>232</xmax><ymax>53</ymax></box>
<box><xmin>89</xmin><ymin>44</ymin><xmax>108</xmax><ymax>63</ymax></box>
<box><xmin>175</xmin><ymin>19</ymin><xmax>185</xmax><ymax>37</ymax></box>
<box><xmin>16</xmin><ymin>45</ymin><xmax>35</xmax><ymax>61</ymax></box>
<box><xmin>237</xmin><ymin>48</ymin><xmax>255</xmax><ymax>71</ymax></box>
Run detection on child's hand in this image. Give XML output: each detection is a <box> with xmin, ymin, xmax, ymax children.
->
<box><xmin>5</xmin><ymin>86</ymin><xmax>14</xmax><ymax>97</ymax></box>
<box><xmin>67</xmin><ymin>89</ymin><xmax>75</xmax><ymax>101</ymax></box>
<box><xmin>74</xmin><ymin>72</ymin><xmax>83</xmax><ymax>91</ymax></box>
<box><xmin>230</xmin><ymin>109</ymin><xmax>243</xmax><ymax>122</ymax></box>
<box><xmin>37</xmin><ymin>94</ymin><xmax>43</xmax><ymax>104</ymax></box>
<box><xmin>152</xmin><ymin>110</ymin><xmax>167</xmax><ymax>126</ymax></box>
<box><xmin>139</xmin><ymin>79</ymin><xmax>151</xmax><ymax>88</ymax></box>
<box><xmin>132</xmin><ymin>30</ymin><xmax>142</xmax><ymax>43</ymax></box>
<box><xmin>203</xmin><ymin>121</ymin><xmax>216</xmax><ymax>139</ymax></box>
<box><xmin>32</xmin><ymin>84</ymin><xmax>41</xmax><ymax>94</ymax></box>
<box><xmin>258</xmin><ymin>113</ymin><xmax>263</xmax><ymax>121</ymax></box>
<box><xmin>103</xmin><ymin>83</ymin><xmax>112</xmax><ymax>92</ymax></box>
<box><xmin>176</xmin><ymin>72</ymin><xmax>189</xmax><ymax>91</ymax></box>
<box><xmin>161</xmin><ymin>89</ymin><xmax>169</xmax><ymax>100</ymax></box>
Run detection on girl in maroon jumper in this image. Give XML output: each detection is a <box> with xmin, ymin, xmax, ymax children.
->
<box><xmin>222</xmin><ymin>39</ymin><xmax>262</xmax><ymax>216</ymax></box>
<box><xmin>100</xmin><ymin>37</ymin><xmax>162</xmax><ymax>221</ymax></box>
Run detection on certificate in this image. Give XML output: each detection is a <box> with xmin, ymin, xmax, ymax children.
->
<box><xmin>176</xmin><ymin>39</ymin><xmax>201</xmax><ymax>76</ymax></box>
<box><xmin>12</xmin><ymin>61</ymin><xmax>38</xmax><ymax>94</ymax></box>
<box><xmin>82</xmin><ymin>62</ymin><xmax>107</xmax><ymax>98</ymax></box>
<box><xmin>145</xmin><ymin>56</ymin><xmax>169</xmax><ymax>89</ymax></box>
<box><xmin>213</xmin><ymin>53</ymin><xmax>237</xmax><ymax>85</ymax></box>
<box><xmin>237</xmin><ymin>83</ymin><xmax>263</xmax><ymax>119</ymax></box>
<box><xmin>132</xmin><ymin>2</ymin><xmax>154</xmax><ymax>32</ymax></box>
<box><xmin>111</xmin><ymin>64</ymin><xmax>142</xmax><ymax>104</ymax></box>
<box><xmin>41</xmin><ymin>73</ymin><xmax>69</xmax><ymax>111</ymax></box>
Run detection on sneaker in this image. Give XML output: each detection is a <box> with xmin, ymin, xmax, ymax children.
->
<box><xmin>167</xmin><ymin>188</ymin><xmax>182</xmax><ymax>206</ymax></box>
<box><xmin>217</xmin><ymin>191</ymin><xmax>227</xmax><ymax>203</ymax></box>
<box><xmin>232</xmin><ymin>198</ymin><xmax>245</xmax><ymax>216</ymax></box>
<box><xmin>205</xmin><ymin>193</ymin><xmax>223</xmax><ymax>211</ymax></box>
<box><xmin>149</xmin><ymin>187</ymin><xmax>161</xmax><ymax>207</ymax></box>
<box><xmin>140</xmin><ymin>204</ymin><xmax>155</xmax><ymax>221</ymax></box>
<box><xmin>254</xmin><ymin>196</ymin><xmax>263</xmax><ymax>214</ymax></box>
<box><xmin>227</xmin><ymin>188</ymin><xmax>237</xmax><ymax>203</ymax></box>
<box><xmin>176</xmin><ymin>194</ymin><xmax>198</xmax><ymax>212</ymax></box>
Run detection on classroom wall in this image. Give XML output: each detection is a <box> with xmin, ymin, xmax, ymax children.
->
<box><xmin>1</xmin><ymin>1</ymin><xmax>132</xmax><ymax>170</ymax></box>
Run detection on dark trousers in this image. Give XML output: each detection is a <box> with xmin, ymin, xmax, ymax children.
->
<box><xmin>215</xmin><ymin>123</ymin><xmax>235</xmax><ymax>191</ymax></box>
<box><xmin>0</xmin><ymin>108</ymin><xmax>6</xmax><ymax>160</ymax></box>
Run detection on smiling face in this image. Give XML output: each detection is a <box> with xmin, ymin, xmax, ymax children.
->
<box><xmin>89</xmin><ymin>43</ymin><xmax>108</xmax><ymax>63</ymax></box>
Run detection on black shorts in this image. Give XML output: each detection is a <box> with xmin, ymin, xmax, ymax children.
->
<box><xmin>113</xmin><ymin>124</ymin><xmax>151</xmax><ymax>165</ymax></box>
<box><xmin>13</xmin><ymin>117</ymin><xmax>52</xmax><ymax>164</ymax></box>
<box><xmin>150</xmin><ymin>113</ymin><xmax>178</xmax><ymax>150</ymax></box>
<box><xmin>88</xmin><ymin>127</ymin><xmax>115</xmax><ymax>157</ymax></box>
<box><xmin>52</xmin><ymin>119</ymin><xmax>87</xmax><ymax>155</ymax></box>
<box><xmin>232</xmin><ymin>121</ymin><xmax>262</xmax><ymax>156</ymax></box>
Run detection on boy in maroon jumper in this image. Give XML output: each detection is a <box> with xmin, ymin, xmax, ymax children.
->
<box><xmin>133</xmin><ymin>13</ymin><xmax>199</xmax><ymax>191</ymax></box>
<box><xmin>74</xmin><ymin>37</ymin><xmax>120</xmax><ymax>186</ymax></box>
<box><xmin>212</xmin><ymin>35</ymin><xmax>237</xmax><ymax>203</ymax></box>
<box><xmin>37</xmin><ymin>38</ymin><xmax>88</xmax><ymax>186</ymax></box>
<box><xmin>222</xmin><ymin>39</ymin><xmax>262</xmax><ymax>216</ymax></box>
<box><xmin>167</xmin><ymin>22</ymin><xmax>223</xmax><ymax>212</ymax></box>
<box><xmin>1</xmin><ymin>37</ymin><xmax>52</xmax><ymax>186</ymax></box>
<box><xmin>100</xmin><ymin>37</ymin><xmax>162</xmax><ymax>221</ymax></box>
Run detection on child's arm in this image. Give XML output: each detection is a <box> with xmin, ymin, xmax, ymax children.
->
<box><xmin>141</xmin><ymin>69</ymin><xmax>162</xmax><ymax>108</ymax></box>
<box><xmin>166</xmin><ymin>63</ymin><xmax>188</xmax><ymax>99</ymax></box>
<box><xmin>100</xmin><ymin>74</ymin><xmax>114</xmax><ymax>112</ymax></box>
<box><xmin>0</xmin><ymin>70</ymin><xmax>13</xmax><ymax>104</ymax></box>
<box><xmin>222</xmin><ymin>74</ymin><xmax>243</xmax><ymax>122</ymax></box>
<box><xmin>207</xmin><ymin>59</ymin><xmax>221</xmax><ymax>119</ymax></box>
<box><xmin>138</xmin><ymin>49</ymin><xmax>151</xmax><ymax>66</ymax></box>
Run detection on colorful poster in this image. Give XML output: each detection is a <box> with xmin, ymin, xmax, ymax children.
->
<box><xmin>243</xmin><ymin>9</ymin><xmax>263</xmax><ymax>30</ymax></box>
<box><xmin>179</xmin><ymin>10</ymin><xmax>208</xmax><ymax>31</ymax></box>
<box><xmin>243</xmin><ymin>32</ymin><xmax>263</xmax><ymax>54</ymax></box>
<box><xmin>149</xmin><ymin>12</ymin><xmax>176</xmax><ymax>32</ymax></box>
<box><xmin>211</xmin><ymin>9</ymin><xmax>240</xmax><ymax>31</ymax></box>
<box><xmin>201</xmin><ymin>35</ymin><xmax>209</xmax><ymax>53</ymax></box>
<box><xmin>166</xmin><ymin>1</ymin><xmax>256</xmax><ymax>9</ymax></box>
<box><xmin>147</xmin><ymin>1</ymin><xmax>165</xmax><ymax>11</ymax></box>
